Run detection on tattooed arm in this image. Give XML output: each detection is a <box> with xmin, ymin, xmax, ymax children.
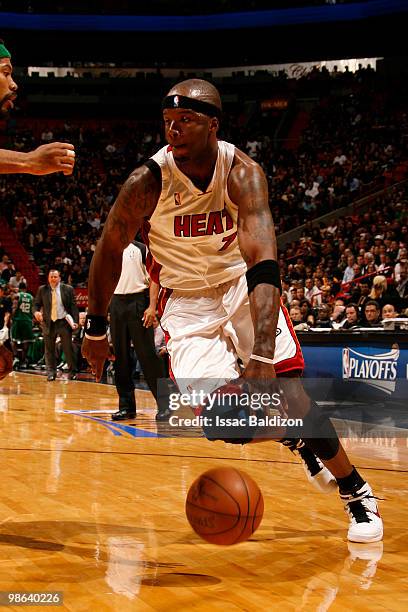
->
<box><xmin>87</xmin><ymin>165</ymin><xmax>160</xmax><ymax>315</ymax></box>
<box><xmin>228</xmin><ymin>150</ymin><xmax>280</xmax><ymax>375</ymax></box>
<box><xmin>83</xmin><ymin>165</ymin><xmax>160</xmax><ymax>380</ymax></box>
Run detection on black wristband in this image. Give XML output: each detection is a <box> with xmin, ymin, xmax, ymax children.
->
<box><xmin>85</xmin><ymin>314</ymin><xmax>107</xmax><ymax>337</ymax></box>
<box><xmin>246</xmin><ymin>260</ymin><xmax>282</xmax><ymax>295</ymax></box>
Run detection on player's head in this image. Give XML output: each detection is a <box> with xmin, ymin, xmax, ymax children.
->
<box><xmin>162</xmin><ymin>79</ymin><xmax>221</xmax><ymax>162</ymax></box>
<box><xmin>0</xmin><ymin>39</ymin><xmax>17</xmax><ymax>117</ymax></box>
<box><xmin>48</xmin><ymin>269</ymin><xmax>61</xmax><ymax>288</ymax></box>
<box><xmin>167</xmin><ymin>78</ymin><xmax>222</xmax><ymax>110</ymax></box>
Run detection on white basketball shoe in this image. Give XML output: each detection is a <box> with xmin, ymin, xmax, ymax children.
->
<box><xmin>341</xmin><ymin>482</ymin><xmax>383</xmax><ymax>543</ymax></box>
<box><xmin>284</xmin><ymin>439</ymin><xmax>338</xmax><ymax>494</ymax></box>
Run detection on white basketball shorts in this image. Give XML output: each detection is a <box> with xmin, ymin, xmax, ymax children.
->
<box><xmin>160</xmin><ymin>274</ymin><xmax>304</xmax><ymax>396</ymax></box>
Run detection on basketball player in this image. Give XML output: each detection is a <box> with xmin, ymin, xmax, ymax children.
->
<box><xmin>0</xmin><ymin>39</ymin><xmax>76</xmax><ymax>381</ymax></box>
<box><xmin>0</xmin><ymin>40</ymin><xmax>76</xmax><ymax>175</ymax></box>
<box><xmin>83</xmin><ymin>79</ymin><xmax>382</xmax><ymax>543</ymax></box>
<box><xmin>11</xmin><ymin>281</ymin><xmax>33</xmax><ymax>369</ymax></box>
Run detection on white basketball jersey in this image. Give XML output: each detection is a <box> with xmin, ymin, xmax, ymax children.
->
<box><xmin>145</xmin><ymin>140</ymin><xmax>246</xmax><ymax>291</ymax></box>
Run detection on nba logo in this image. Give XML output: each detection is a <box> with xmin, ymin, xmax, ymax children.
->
<box><xmin>174</xmin><ymin>95</ymin><xmax>179</xmax><ymax>107</ymax></box>
<box><xmin>174</xmin><ymin>192</ymin><xmax>182</xmax><ymax>206</ymax></box>
<box><xmin>342</xmin><ymin>348</ymin><xmax>350</xmax><ymax>379</ymax></box>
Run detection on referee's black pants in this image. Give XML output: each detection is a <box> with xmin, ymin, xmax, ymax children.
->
<box><xmin>110</xmin><ymin>293</ymin><xmax>168</xmax><ymax>413</ymax></box>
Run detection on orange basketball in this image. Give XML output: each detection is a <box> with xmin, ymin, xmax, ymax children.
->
<box><xmin>185</xmin><ymin>467</ymin><xmax>264</xmax><ymax>545</ymax></box>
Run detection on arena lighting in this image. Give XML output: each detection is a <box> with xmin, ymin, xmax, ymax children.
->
<box><xmin>1</xmin><ymin>0</ymin><xmax>407</xmax><ymax>31</ymax></box>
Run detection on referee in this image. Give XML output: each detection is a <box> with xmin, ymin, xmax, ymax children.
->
<box><xmin>110</xmin><ymin>241</ymin><xmax>170</xmax><ymax>421</ymax></box>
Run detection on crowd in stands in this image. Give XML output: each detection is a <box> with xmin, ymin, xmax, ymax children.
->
<box><xmin>1</xmin><ymin>68</ymin><xmax>407</xmax><ymax>286</ymax></box>
<box><xmin>280</xmin><ymin>182</ymin><xmax>408</xmax><ymax>330</ymax></box>
<box><xmin>237</xmin><ymin>87</ymin><xmax>408</xmax><ymax>234</ymax></box>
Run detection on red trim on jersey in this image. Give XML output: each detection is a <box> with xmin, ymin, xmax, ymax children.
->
<box><xmin>147</xmin><ymin>253</ymin><xmax>162</xmax><ymax>284</ymax></box>
<box><xmin>163</xmin><ymin>329</ymin><xmax>176</xmax><ymax>383</ymax></box>
<box><xmin>157</xmin><ymin>287</ymin><xmax>173</xmax><ymax>318</ymax></box>
<box><xmin>141</xmin><ymin>218</ymin><xmax>151</xmax><ymax>248</ymax></box>
<box><xmin>159</xmin><ymin>290</ymin><xmax>176</xmax><ymax>386</ymax></box>
<box><xmin>142</xmin><ymin>219</ymin><xmax>162</xmax><ymax>283</ymax></box>
<box><xmin>275</xmin><ymin>301</ymin><xmax>305</xmax><ymax>375</ymax></box>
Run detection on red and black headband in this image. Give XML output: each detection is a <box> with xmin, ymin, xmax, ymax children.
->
<box><xmin>162</xmin><ymin>94</ymin><xmax>221</xmax><ymax>119</ymax></box>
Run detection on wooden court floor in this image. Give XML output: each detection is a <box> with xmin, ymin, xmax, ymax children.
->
<box><xmin>0</xmin><ymin>372</ymin><xmax>407</xmax><ymax>611</ymax></box>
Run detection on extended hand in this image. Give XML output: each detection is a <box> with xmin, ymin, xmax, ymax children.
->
<box><xmin>241</xmin><ymin>358</ymin><xmax>282</xmax><ymax>414</ymax></box>
<box><xmin>81</xmin><ymin>336</ymin><xmax>110</xmax><ymax>382</ymax></box>
<box><xmin>142</xmin><ymin>305</ymin><xmax>156</xmax><ymax>328</ymax></box>
<box><xmin>27</xmin><ymin>142</ymin><xmax>76</xmax><ymax>176</ymax></box>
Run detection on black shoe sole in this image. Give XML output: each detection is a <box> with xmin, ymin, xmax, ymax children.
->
<box><xmin>156</xmin><ymin>410</ymin><xmax>171</xmax><ymax>421</ymax></box>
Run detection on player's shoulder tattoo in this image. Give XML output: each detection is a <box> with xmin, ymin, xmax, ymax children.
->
<box><xmin>116</xmin><ymin>165</ymin><xmax>160</xmax><ymax>217</ymax></box>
